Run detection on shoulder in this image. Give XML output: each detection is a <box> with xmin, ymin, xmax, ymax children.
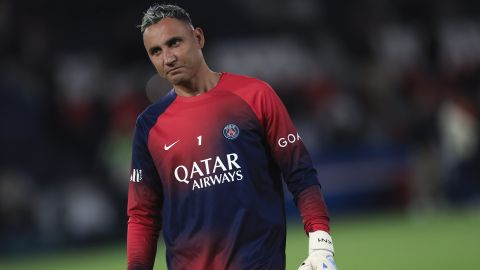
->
<box><xmin>222</xmin><ymin>72</ymin><xmax>275</xmax><ymax>96</ymax></box>
<box><xmin>220</xmin><ymin>73</ymin><xmax>282</xmax><ymax>123</ymax></box>
<box><xmin>136</xmin><ymin>89</ymin><xmax>176</xmax><ymax>130</ymax></box>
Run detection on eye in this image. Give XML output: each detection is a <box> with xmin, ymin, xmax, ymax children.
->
<box><xmin>169</xmin><ymin>38</ymin><xmax>182</xmax><ymax>47</ymax></box>
<box><xmin>150</xmin><ymin>47</ymin><xmax>161</xmax><ymax>56</ymax></box>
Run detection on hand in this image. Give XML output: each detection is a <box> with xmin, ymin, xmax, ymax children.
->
<box><xmin>298</xmin><ymin>250</ymin><xmax>337</xmax><ymax>270</ymax></box>
<box><xmin>298</xmin><ymin>231</ymin><xmax>338</xmax><ymax>270</ymax></box>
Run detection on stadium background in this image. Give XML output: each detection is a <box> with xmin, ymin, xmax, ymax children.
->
<box><xmin>0</xmin><ymin>0</ymin><xmax>479</xmax><ymax>269</ymax></box>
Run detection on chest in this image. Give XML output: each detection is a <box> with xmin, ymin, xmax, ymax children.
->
<box><xmin>147</xmin><ymin>96</ymin><xmax>265</xmax><ymax>187</ymax></box>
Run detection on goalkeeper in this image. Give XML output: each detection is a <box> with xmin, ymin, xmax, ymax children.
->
<box><xmin>127</xmin><ymin>3</ymin><xmax>338</xmax><ymax>270</ymax></box>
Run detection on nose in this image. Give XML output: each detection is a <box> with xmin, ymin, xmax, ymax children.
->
<box><xmin>163</xmin><ymin>49</ymin><xmax>176</xmax><ymax>66</ymax></box>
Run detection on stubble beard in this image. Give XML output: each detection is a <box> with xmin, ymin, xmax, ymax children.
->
<box><xmin>168</xmin><ymin>72</ymin><xmax>189</xmax><ymax>86</ymax></box>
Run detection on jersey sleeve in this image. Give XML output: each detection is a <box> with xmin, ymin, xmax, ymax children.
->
<box><xmin>258</xmin><ymin>82</ymin><xmax>330</xmax><ymax>232</ymax></box>
<box><xmin>127</xmin><ymin>117</ymin><xmax>163</xmax><ymax>270</ymax></box>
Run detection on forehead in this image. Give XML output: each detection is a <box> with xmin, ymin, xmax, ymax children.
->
<box><xmin>143</xmin><ymin>18</ymin><xmax>193</xmax><ymax>45</ymax></box>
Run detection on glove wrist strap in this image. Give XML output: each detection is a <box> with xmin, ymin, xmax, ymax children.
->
<box><xmin>308</xmin><ymin>230</ymin><xmax>334</xmax><ymax>255</ymax></box>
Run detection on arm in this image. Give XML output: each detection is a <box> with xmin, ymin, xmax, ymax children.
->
<box><xmin>127</xmin><ymin>119</ymin><xmax>163</xmax><ymax>270</ymax></box>
<box><xmin>258</xmin><ymin>83</ymin><xmax>337</xmax><ymax>269</ymax></box>
<box><xmin>258</xmin><ymin>83</ymin><xmax>329</xmax><ymax>231</ymax></box>
<box><xmin>297</xmin><ymin>186</ymin><xmax>337</xmax><ymax>270</ymax></box>
<box><xmin>297</xmin><ymin>185</ymin><xmax>330</xmax><ymax>234</ymax></box>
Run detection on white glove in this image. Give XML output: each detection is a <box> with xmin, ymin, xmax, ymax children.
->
<box><xmin>298</xmin><ymin>230</ymin><xmax>338</xmax><ymax>270</ymax></box>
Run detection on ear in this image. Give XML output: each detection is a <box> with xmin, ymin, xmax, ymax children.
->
<box><xmin>193</xmin><ymin>27</ymin><xmax>205</xmax><ymax>49</ymax></box>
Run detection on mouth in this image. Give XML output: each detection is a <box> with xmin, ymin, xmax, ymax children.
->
<box><xmin>167</xmin><ymin>66</ymin><xmax>183</xmax><ymax>75</ymax></box>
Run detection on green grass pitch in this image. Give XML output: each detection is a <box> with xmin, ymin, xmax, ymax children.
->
<box><xmin>1</xmin><ymin>210</ymin><xmax>479</xmax><ymax>269</ymax></box>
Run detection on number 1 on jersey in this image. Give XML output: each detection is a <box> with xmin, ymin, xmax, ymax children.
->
<box><xmin>197</xmin><ymin>135</ymin><xmax>202</xmax><ymax>146</ymax></box>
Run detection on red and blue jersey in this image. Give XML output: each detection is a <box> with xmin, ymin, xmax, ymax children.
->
<box><xmin>127</xmin><ymin>73</ymin><xmax>329</xmax><ymax>270</ymax></box>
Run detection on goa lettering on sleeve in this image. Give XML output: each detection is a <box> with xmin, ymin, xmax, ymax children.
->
<box><xmin>277</xmin><ymin>132</ymin><xmax>302</xmax><ymax>148</ymax></box>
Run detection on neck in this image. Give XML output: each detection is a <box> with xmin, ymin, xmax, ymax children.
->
<box><xmin>174</xmin><ymin>65</ymin><xmax>221</xmax><ymax>97</ymax></box>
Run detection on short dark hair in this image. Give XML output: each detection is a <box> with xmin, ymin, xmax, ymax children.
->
<box><xmin>140</xmin><ymin>4</ymin><xmax>192</xmax><ymax>33</ymax></box>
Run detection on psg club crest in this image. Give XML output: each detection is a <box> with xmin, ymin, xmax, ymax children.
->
<box><xmin>223</xmin><ymin>124</ymin><xmax>240</xmax><ymax>140</ymax></box>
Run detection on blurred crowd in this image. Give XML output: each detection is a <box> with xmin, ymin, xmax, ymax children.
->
<box><xmin>0</xmin><ymin>0</ymin><xmax>479</xmax><ymax>253</ymax></box>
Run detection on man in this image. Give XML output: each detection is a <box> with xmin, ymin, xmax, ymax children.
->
<box><xmin>127</xmin><ymin>4</ymin><xmax>338</xmax><ymax>270</ymax></box>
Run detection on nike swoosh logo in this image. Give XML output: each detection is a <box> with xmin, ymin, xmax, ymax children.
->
<box><xmin>164</xmin><ymin>140</ymin><xmax>180</xmax><ymax>151</ymax></box>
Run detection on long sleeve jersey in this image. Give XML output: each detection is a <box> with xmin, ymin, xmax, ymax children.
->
<box><xmin>127</xmin><ymin>72</ymin><xmax>329</xmax><ymax>270</ymax></box>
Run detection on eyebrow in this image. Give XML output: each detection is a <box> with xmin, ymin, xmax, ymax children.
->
<box><xmin>165</xmin><ymin>36</ymin><xmax>182</xmax><ymax>46</ymax></box>
<box><xmin>148</xmin><ymin>36</ymin><xmax>183</xmax><ymax>55</ymax></box>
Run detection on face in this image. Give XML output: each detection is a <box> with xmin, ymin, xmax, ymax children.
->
<box><xmin>143</xmin><ymin>18</ymin><xmax>205</xmax><ymax>86</ymax></box>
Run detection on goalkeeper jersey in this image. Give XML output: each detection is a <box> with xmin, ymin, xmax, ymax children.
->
<box><xmin>127</xmin><ymin>72</ymin><xmax>327</xmax><ymax>270</ymax></box>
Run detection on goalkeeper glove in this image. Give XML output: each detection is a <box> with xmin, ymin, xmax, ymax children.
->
<box><xmin>298</xmin><ymin>230</ymin><xmax>338</xmax><ymax>270</ymax></box>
